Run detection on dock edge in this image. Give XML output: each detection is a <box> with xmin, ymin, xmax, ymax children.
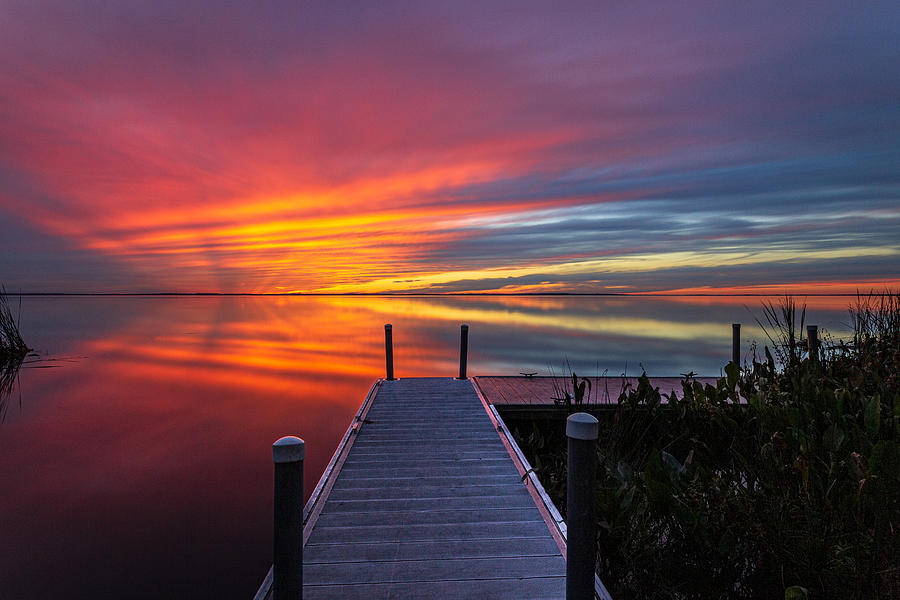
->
<box><xmin>253</xmin><ymin>379</ymin><xmax>383</xmax><ymax>600</ymax></box>
<box><xmin>472</xmin><ymin>376</ymin><xmax>614</xmax><ymax>600</ymax></box>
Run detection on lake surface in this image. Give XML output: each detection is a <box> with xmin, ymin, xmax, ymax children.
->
<box><xmin>0</xmin><ymin>294</ymin><xmax>856</xmax><ymax>598</ymax></box>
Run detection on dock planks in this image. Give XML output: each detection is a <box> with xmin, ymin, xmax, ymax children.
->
<box><xmin>256</xmin><ymin>377</ymin><xmax>568</xmax><ymax>599</ymax></box>
<box><xmin>475</xmin><ymin>375</ymin><xmax>718</xmax><ymax>406</ymax></box>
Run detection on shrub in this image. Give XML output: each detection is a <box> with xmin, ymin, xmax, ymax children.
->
<box><xmin>511</xmin><ymin>293</ymin><xmax>900</xmax><ymax>599</ymax></box>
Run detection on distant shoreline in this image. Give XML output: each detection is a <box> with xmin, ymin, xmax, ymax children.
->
<box><xmin>7</xmin><ymin>292</ymin><xmax>867</xmax><ymax>297</ymax></box>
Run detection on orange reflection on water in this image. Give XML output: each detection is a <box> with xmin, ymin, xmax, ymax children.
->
<box><xmin>324</xmin><ymin>294</ymin><xmax>735</xmax><ymax>342</ymax></box>
<box><xmin>75</xmin><ymin>296</ymin><xmax>471</xmax><ymax>392</ymax></box>
<box><xmin>0</xmin><ymin>294</ymin><xmax>861</xmax><ymax>600</ymax></box>
<box><xmin>640</xmin><ymin>293</ymin><xmax>867</xmax><ymax>312</ymax></box>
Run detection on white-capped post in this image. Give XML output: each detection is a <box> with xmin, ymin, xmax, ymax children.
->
<box><xmin>566</xmin><ymin>412</ymin><xmax>599</xmax><ymax>600</ymax></box>
<box><xmin>273</xmin><ymin>436</ymin><xmax>305</xmax><ymax>600</ymax></box>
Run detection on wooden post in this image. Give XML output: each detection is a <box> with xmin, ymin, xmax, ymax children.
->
<box><xmin>566</xmin><ymin>412</ymin><xmax>599</xmax><ymax>600</ymax></box>
<box><xmin>458</xmin><ymin>324</ymin><xmax>469</xmax><ymax>379</ymax></box>
<box><xmin>732</xmin><ymin>323</ymin><xmax>741</xmax><ymax>365</ymax></box>
<box><xmin>384</xmin><ymin>324</ymin><xmax>395</xmax><ymax>380</ymax></box>
<box><xmin>273</xmin><ymin>436</ymin><xmax>304</xmax><ymax>600</ymax></box>
<box><xmin>807</xmin><ymin>325</ymin><xmax>819</xmax><ymax>361</ymax></box>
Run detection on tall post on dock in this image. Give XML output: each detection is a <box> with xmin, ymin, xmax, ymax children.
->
<box><xmin>384</xmin><ymin>324</ymin><xmax>395</xmax><ymax>380</ymax></box>
<box><xmin>458</xmin><ymin>324</ymin><xmax>469</xmax><ymax>379</ymax></box>
<box><xmin>732</xmin><ymin>323</ymin><xmax>741</xmax><ymax>366</ymax></box>
<box><xmin>807</xmin><ymin>325</ymin><xmax>819</xmax><ymax>362</ymax></box>
<box><xmin>566</xmin><ymin>412</ymin><xmax>598</xmax><ymax>600</ymax></box>
<box><xmin>273</xmin><ymin>436</ymin><xmax>304</xmax><ymax>600</ymax></box>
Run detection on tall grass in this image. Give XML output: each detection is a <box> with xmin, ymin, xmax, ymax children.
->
<box><xmin>851</xmin><ymin>290</ymin><xmax>900</xmax><ymax>346</ymax></box>
<box><xmin>0</xmin><ymin>358</ymin><xmax>22</xmax><ymax>421</ymax></box>
<box><xmin>754</xmin><ymin>294</ymin><xmax>807</xmax><ymax>367</ymax></box>
<box><xmin>0</xmin><ymin>288</ymin><xmax>29</xmax><ymax>421</ymax></box>
<box><xmin>0</xmin><ymin>286</ymin><xmax>29</xmax><ymax>361</ymax></box>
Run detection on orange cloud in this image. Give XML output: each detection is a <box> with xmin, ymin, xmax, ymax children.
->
<box><xmin>2</xmin><ymin>2</ymin><xmax>898</xmax><ymax>294</ymax></box>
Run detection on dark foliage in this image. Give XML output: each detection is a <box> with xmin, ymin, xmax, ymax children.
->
<box><xmin>0</xmin><ymin>287</ymin><xmax>29</xmax><ymax>362</ymax></box>
<box><xmin>0</xmin><ymin>287</ymin><xmax>29</xmax><ymax>419</ymax></box>
<box><xmin>511</xmin><ymin>293</ymin><xmax>900</xmax><ymax>600</ymax></box>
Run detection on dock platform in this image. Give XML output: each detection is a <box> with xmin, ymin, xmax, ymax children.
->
<box><xmin>255</xmin><ymin>377</ymin><xmax>574</xmax><ymax>599</ymax></box>
<box><xmin>475</xmin><ymin>375</ymin><xmax>718</xmax><ymax>407</ymax></box>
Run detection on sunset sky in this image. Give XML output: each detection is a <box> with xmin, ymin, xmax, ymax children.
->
<box><xmin>1</xmin><ymin>1</ymin><xmax>898</xmax><ymax>294</ymax></box>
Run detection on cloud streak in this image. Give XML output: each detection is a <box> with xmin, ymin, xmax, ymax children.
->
<box><xmin>1</xmin><ymin>0</ymin><xmax>898</xmax><ymax>292</ymax></box>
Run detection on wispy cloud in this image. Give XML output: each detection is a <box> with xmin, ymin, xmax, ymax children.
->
<box><xmin>1</xmin><ymin>1</ymin><xmax>898</xmax><ymax>292</ymax></box>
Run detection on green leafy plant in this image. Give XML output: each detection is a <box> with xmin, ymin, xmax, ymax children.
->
<box><xmin>550</xmin><ymin>367</ymin><xmax>594</xmax><ymax>408</ymax></box>
<box><xmin>509</xmin><ymin>292</ymin><xmax>900</xmax><ymax>600</ymax></box>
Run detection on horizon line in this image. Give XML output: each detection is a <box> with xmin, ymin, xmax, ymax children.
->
<box><xmin>3</xmin><ymin>291</ymin><xmax>871</xmax><ymax>297</ymax></box>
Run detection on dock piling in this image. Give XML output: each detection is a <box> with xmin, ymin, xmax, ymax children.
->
<box><xmin>384</xmin><ymin>324</ymin><xmax>395</xmax><ymax>380</ymax></box>
<box><xmin>807</xmin><ymin>325</ymin><xmax>819</xmax><ymax>361</ymax></box>
<box><xmin>566</xmin><ymin>412</ymin><xmax>599</xmax><ymax>600</ymax></box>
<box><xmin>458</xmin><ymin>324</ymin><xmax>469</xmax><ymax>379</ymax></box>
<box><xmin>273</xmin><ymin>436</ymin><xmax>305</xmax><ymax>600</ymax></box>
<box><xmin>732</xmin><ymin>323</ymin><xmax>741</xmax><ymax>365</ymax></box>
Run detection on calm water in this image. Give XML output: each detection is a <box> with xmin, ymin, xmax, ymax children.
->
<box><xmin>0</xmin><ymin>295</ymin><xmax>855</xmax><ymax>598</ymax></box>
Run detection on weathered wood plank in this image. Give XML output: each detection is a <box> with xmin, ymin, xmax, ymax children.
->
<box><xmin>321</xmin><ymin>494</ymin><xmax>537</xmax><ymax>513</ymax></box>
<box><xmin>338</xmin><ymin>463</ymin><xmax>514</xmax><ymax>477</ymax></box>
<box><xmin>341</xmin><ymin>450</ymin><xmax>512</xmax><ymax>460</ymax></box>
<box><xmin>303</xmin><ymin>576</ymin><xmax>567</xmax><ymax>600</ymax></box>
<box><xmin>331</xmin><ymin>473</ymin><xmax>523</xmax><ymax>489</ymax></box>
<box><xmin>316</xmin><ymin>506</ymin><xmax>544</xmax><ymax>527</ymax></box>
<box><xmin>306</xmin><ymin>555</ymin><xmax>566</xmax><ymax>585</ymax></box>
<box><xmin>256</xmin><ymin>377</ymin><xmax>570</xmax><ymax>600</ymax></box>
<box><xmin>340</xmin><ymin>458</ymin><xmax>512</xmax><ymax>470</ymax></box>
<box><xmin>307</xmin><ymin>520</ymin><xmax>551</xmax><ymax>545</ymax></box>
<box><xmin>303</xmin><ymin>537</ymin><xmax>560</xmax><ymax>563</ymax></box>
<box><xmin>327</xmin><ymin>482</ymin><xmax>534</xmax><ymax>501</ymax></box>
<box><xmin>350</xmin><ymin>438</ymin><xmax>502</xmax><ymax>447</ymax></box>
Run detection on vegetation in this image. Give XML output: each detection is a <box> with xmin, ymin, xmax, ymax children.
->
<box><xmin>1</xmin><ymin>287</ymin><xmax>29</xmax><ymax>361</ymax></box>
<box><xmin>551</xmin><ymin>372</ymin><xmax>594</xmax><ymax>407</ymax></box>
<box><xmin>509</xmin><ymin>292</ymin><xmax>900</xmax><ymax>600</ymax></box>
<box><xmin>1</xmin><ymin>287</ymin><xmax>29</xmax><ymax>418</ymax></box>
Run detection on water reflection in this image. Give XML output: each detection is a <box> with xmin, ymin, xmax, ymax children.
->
<box><xmin>322</xmin><ymin>294</ymin><xmax>854</xmax><ymax>375</ymax></box>
<box><xmin>0</xmin><ymin>295</ymin><xmax>856</xmax><ymax>599</ymax></box>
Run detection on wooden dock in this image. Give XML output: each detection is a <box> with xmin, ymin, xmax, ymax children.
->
<box><xmin>475</xmin><ymin>375</ymin><xmax>718</xmax><ymax>407</ymax></box>
<box><xmin>255</xmin><ymin>377</ymin><xmax>590</xmax><ymax>600</ymax></box>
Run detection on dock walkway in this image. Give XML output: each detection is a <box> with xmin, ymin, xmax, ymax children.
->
<box><xmin>257</xmin><ymin>377</ymin><xmax>568</xmax><ymax>599</ymax></box>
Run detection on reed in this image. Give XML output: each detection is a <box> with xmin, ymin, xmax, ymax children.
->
<box><xmin>0</xmin><ymin>287</ymin><xmax>29</xmax><ymax>420</ymax></box>
<box><xmin>850</xmin><ymin>289</ymin><xmax>900</xmax><ymax>346</ymax></box>
<box><xmin>0</xmin><ymin>287</ymin><xmax>29</xmax><ymax>362</ymax></box>
<box><xmin>754</xmin><ymin>293</ymin><xmax>807</xmax><ymax>368</ymax></box>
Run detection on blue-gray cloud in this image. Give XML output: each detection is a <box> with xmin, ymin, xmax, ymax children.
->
<box><xmin>0</xmin><ymin>0</ymin><xmax>898</xmax><ymax>291</ymax></box>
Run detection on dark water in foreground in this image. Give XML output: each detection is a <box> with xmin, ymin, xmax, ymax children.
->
<box><xmin>0</xmin><ymin>295</ymin><xmax>855</xmax><ymax>599</ymax></box>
